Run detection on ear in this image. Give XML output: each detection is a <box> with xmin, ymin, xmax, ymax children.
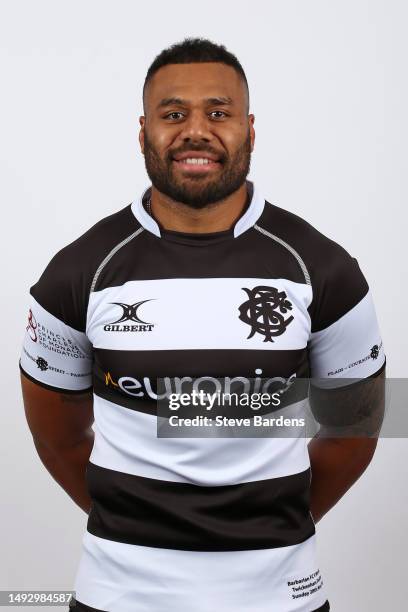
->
<box><xmin>139</xmin><ymin>116</ymin><xmax>145</xmax><ymax>154</ymax></box>
<box><xmin>248</xmin><ymin>114</ymin><xmax>255</xmax><ymax>152</ymax></box>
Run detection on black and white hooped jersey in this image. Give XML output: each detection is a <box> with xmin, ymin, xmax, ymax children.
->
<box><xmin>20</xmin><ymin>180</ymin><xmax>385</xmax><ymax>612</ymax></box>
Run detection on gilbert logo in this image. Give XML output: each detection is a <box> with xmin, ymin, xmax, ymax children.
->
<box><xmin>104</xmin><ymin>301</ymin><xmax>155</xmax><ymax>333</ymax></box>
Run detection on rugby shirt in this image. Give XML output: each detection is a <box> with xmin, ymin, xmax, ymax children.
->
<box><xmin>19</xmin><ymin>180</ymin><xmax>385</xmax><ymax>612</ymax></box>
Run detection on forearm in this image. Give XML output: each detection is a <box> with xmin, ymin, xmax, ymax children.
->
<box><xmin>308</xmin><ymin>435</ymin><xmax>377</xmax><ymax>523</ymax></box>
<box><xmin>33</xmin><ymin>430</ymin><xmax>94</xmax><ymax>514</ymax></box>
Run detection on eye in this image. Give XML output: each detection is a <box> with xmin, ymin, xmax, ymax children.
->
<box><xmin>164</xmin><ymin>111</ymin><xmax>184</xmax><ymax>120</ymax></box>
<box><xmin>210</xmin><ymin>110</ymin><xmax>228</xmax><ymax>119</ymax></box>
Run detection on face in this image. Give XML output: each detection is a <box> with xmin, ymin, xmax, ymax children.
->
<box><xmin>139</xmin><ymin>62</ymin><xmax>255</xmax><ymax>209</ymax></box>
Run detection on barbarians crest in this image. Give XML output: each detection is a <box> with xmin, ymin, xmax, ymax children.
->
<box><xmin>370</xmin><ymin>345</ymin><xmax>379</xmax><ymax>360</ymax></box>
<box><xmin>238</xmin><ymin>285</ymin><xmax>294</xmax><ymax>342</ymax></box>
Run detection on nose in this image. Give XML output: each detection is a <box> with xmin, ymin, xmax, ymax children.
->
<box><xmin>179</xmin><ymin>110</ymin><xmax>213</xmax><ymax>143</ymax></box>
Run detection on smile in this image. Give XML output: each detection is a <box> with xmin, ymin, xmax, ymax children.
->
<box><xmin>179</xmin><ymin>158</ymin><xmax>214</xmax><ymax>165</ymax></box>
<box><xmin>173</xmin><ymin>158</ymin><xmax>221</xmax><ymax>172</ymax></box>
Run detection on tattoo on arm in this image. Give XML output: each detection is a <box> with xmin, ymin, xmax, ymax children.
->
<box><xmin>309</xmin><ymin>366</ymin><xmax>386</xmax><ymax>437</ymax></box>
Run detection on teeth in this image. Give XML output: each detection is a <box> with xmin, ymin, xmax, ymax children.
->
<box><xmin>184</xmin><ymin>158</ymin><xmax>211</xmax><ymax>165</ymax></box>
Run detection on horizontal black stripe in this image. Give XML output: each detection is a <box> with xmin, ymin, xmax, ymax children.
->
<box><xmin>69</xmin><ymin>597</ymin><xmax>330</xmax><ymax>611</ymax></box>
<box><xmin>92</xmin><ymin>225</ymin><xmax>307</xmax><ymax>291</ymax></box>
<box><xmin>94</xmin><ymin>381</ymin><xmax>309</xmax><ymax>419</ymax></box>
<box><xmin>93</xmin><ymin>348</ymin><xmax>309</xmax><ymax>377</ymax></box>
<box><xmin>86</xmin><ymin>463</ymin><xmax>315</xmax><ymax>551</ymax></box>
<box><xmin>93</xmin><ymin>348</ymin><xmax>309</xmax><ymax>415</ymax></box>
<box><xmin>68</xmin><ymin>598</ymin><xmax>107</xmax><ymax>612</ymax></box>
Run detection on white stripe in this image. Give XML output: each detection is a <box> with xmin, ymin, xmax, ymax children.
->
<box><xmin>254</xmin><ymin>224</ymin><xmax>311</xmax><ymax>286</ymax></box>
<box><xmin>20</xmin><ymin>295</ymin><xmax>92</xmax><ymax>391</ymax></box>
<box><xmin>74</xmin><ymin>532</ymin><xmax>327</xmax><ymax>612</ymax></box>
<box><xmin>90</xmin><ymin>227</ymin><xmax>144</xmax><ymax>293</ymax></box>
<box><xmin>309</xmin><ymin>291</ymin><xmax>385</xmax><ymax>386</ymax></box>
<box><xmin>87</xmin><ymin>277</ymin><xmax>312</xmax><ymax>351</ymax></box>
<box><xmin>90</xmin><ymin>394</ymin><xmax>310</xmax><ymax>485</ymax></box>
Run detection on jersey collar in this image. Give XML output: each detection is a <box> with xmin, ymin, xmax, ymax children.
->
<box><xmin>131</xmin><ymin>180</ymin><xmax>265</xmax><ymax>238</ymax></box>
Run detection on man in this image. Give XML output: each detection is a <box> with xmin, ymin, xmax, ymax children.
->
<box><xmin>20</xmin><ymin>38</ymin><xmax>385</xmax><ymax>612</ymax></box>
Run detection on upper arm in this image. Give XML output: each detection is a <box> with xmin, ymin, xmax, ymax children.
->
<box><xmin>309</xmin><ymin>367</ymin><xmax>386</xmax><ymax>437</ymax></box>
<box><xmin>19</xmin><ymin>244</ymin><xmax>94</xmax><ymax>450</ymax></box>
<box><xmin>308</xmin><ymin>243</ymin><xmax>385</xmax><ymax>384</ymax></box>
<box><xmin>307</xmin><ymin>242</ymin><xmax>386</xmax><ymax>434</ymax></box>
<box><xmin>20</xmin><ymin>371</ymin><xmax>94</xmax><ymax>452</ymax></box>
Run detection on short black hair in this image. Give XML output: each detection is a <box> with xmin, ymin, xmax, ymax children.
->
<box><xmin>143</xmin><ymin>37</ymin><xmax>249</xmax><ymax>113</ymax></box>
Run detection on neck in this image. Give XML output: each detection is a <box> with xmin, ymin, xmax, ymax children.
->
<box><xmin>148</xmin><ymin>183</ymin><xmax>249</xmax><ymax>233</ymax></box>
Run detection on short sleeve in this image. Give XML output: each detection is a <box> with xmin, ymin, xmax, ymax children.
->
<box><xmin>19</xmin><ymin>248</ymin><xmax>93</xmax><ymax>393</ymax></box>
<box><xmin>308</xmin><ymin>247</ymin><xmax>385</xmax><ymax>387</ymax></box>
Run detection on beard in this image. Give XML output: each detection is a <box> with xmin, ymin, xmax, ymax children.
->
<box><xmin>142</xmin><ymin>130</ymin><xmax>252</xmax><ymax>209</ymax></box>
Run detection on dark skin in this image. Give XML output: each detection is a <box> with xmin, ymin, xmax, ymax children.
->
<box><xmin>21</xmin><ymin>374</ymin><xmax>94</xmax><ymax>513</ymax></box>
<box><xmin>308</xmin><ymin>368</ymin><xmax>385</xmax><ymax>522</ymax></box>
<box><xmin>21</xmin><ymin>61</ymin><xmax>385</xmax><ymax>521</ymax></box>
<box><xmin>139</xmin><ymin>62</ymin><xmax>255</xmax><ymax>232</ymax></box>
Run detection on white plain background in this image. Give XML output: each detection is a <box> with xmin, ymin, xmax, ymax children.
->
<box><xmin>1</xmin><ymin>1</ymin><xmax>407</xmax><ymax>610</ymax></box>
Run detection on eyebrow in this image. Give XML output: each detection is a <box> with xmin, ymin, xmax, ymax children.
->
<box><xmin>157</xmin><ymin>96</ymin><xmax>234</xmax><ymax>109</ymax></box>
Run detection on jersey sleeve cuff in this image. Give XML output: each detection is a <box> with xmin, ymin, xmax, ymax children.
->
<box><xmin>19</xmin><ymin>361</ymin><xmax>93</xmax><ymax>395</ymax></box>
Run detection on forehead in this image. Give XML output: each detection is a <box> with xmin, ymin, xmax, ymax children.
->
<box><xmin>145</xmin><ymin>62</ymin><xmax>247</xmax><ymax>109</ymax></box>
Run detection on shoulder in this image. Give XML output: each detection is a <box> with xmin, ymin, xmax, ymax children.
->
<box><xmin>30</xmin><ymin>204</ymin><xmax>140</xmax><ymax>331</ymax></box>
<box><xmin>257</xmin><ymin>200</ymin><xmax>352</xmax><ymax>269</ymax></box>
<box><xmin>47</xmin><ymin>203</ymin><xmax>139</xmax><ymax>271</ymax></box>
<box><xmin>256</xmin><ymin>200</ymin><xmax>369</xmax><ymax>331</ymax></box>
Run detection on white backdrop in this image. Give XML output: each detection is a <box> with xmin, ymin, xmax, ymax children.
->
<box><xmin>0</xmin><ymin>1</ymin><xmax>407</xmax><ymax>610</ymax></box>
